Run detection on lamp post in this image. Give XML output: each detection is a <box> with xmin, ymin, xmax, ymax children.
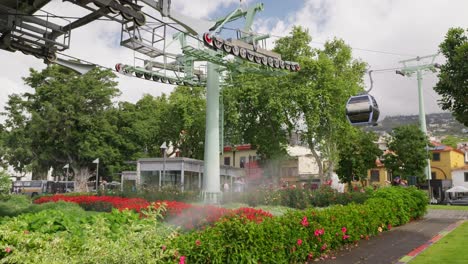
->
<box><xmin>93</xmin><ymin>158</ymin><xmax>99</xmax><ymax>191</ymax></box>
<box><xmin>63</xmin><ymin>164</ymin><xmax>69</xmax><ymax>192</ymax></box>
<box><xmin>160</xmin><ymin>142</ymin><xmax>167</xmax><ymax>188</ymax></box>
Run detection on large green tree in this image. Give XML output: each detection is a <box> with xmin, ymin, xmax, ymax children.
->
<box><xmin>382</xmin><ymin>125</ymin><xmax>430</xmax><ymax>182</ymax></box>
<box><xmin>434</xmin><ymin>27</ymin><xmax>468</xmax><ymax>126</ymax></box>
<box><xmin>2</xmin><ymin>66</ymin><xmax>121</xmax><ymax>191</ymax></box>
<box><xmin>336</xmin><ymin>129</ymin><xmax>382</xmax><ymax>190</ymax></box>
<box><xmin>223</xmin><ymin>26</ymin><xmax>366</xmax><ymax>181</ymax></box>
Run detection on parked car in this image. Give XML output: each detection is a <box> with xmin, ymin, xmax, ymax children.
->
<box><xmin>448</xmin><ymin>196</ymin><xmax>468</xmax><ymax>206</ymax></box>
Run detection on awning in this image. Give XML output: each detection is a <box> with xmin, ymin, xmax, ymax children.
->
<box><xmin>446</xmin><ymin>186</ymin><xmax>468</xmax><ymax>193</ymax></box>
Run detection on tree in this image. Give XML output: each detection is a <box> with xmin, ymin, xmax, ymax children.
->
<box><xmin>223</xmin><ymin>26</ymin><xmax>366</xmax><ymax>181</ymax></box>
<box><xmin>2</xmin><ymin>65</ymin><xmax>121</xmax><ymax>191</ymax></box>
<box><xmin>434</xmin><ymin>27</ymin><xmax>468</xmax><ymax>126</ymax></box>
<box><xmin>382</xmin><ymin>125</ymin><xmax>430</xmax><ymax>182</ymax></box>
<box><xmin>0</xmin><ymin>170</ymin><xmax>12</xmax><ymax>199</ymax></box>
<box><xmin>336</xmin><ymin>129</ymin><xmax>382</xmax><ymax>190</ymax></box>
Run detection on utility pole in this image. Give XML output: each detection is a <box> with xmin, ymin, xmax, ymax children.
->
<box><xmin>396</xmin><ymin>53</ymin><xmax>439</xmax><ymax>201</ymax></box>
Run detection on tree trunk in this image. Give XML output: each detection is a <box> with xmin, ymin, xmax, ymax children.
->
<box><xmin>74</xmin><ymin>167</ymin><xmax>91</xmax><ymax>192</ymax></box>
<box><xmin>308</xmin><ymin>140</ymin><xmax>324</xmax><ymax>183</ymax></box>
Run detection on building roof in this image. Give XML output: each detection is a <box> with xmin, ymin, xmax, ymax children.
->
<box><xmin>430</xmin><ymin>141</ymin><xmax>465</xmax><ymax>155</ymax></box>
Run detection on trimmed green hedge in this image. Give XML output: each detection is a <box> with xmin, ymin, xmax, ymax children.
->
<box><xmin>167</xmin><ymin>186</ymin><xmax>428</xmax><ymax>263</ymax></box>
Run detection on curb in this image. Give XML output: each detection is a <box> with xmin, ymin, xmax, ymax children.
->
<box><xmin>396</xmin><ymin>219</ymin><xmax>465</xmax><ymax>263</ymax></box>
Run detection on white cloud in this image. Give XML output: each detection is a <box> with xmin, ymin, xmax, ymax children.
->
<box><xmin>274</xmin><ymin>0</ymin><xmax>468</xmax><ymax>117</ymax></box>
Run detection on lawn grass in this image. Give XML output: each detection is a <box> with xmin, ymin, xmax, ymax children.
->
<box><xmin>428</xmin><ymin>204</ymin><xmax>468</xmax><ymax>211</ymax></box>
<box><xmin>410</xmin><ymin>221</ymin><xmax>468</xmax><ymax>264</ymax></box>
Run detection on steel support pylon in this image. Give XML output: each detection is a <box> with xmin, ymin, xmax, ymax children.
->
<box><xmin>202</xmin><ymin>61</ymin><xmax>221</xmax><ymax>204</ymax></box>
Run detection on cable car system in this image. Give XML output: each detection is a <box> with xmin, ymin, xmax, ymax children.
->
<box><xmin>0</xmin><ymin>0</ymin><xmax>442</xmax><ymax>201</ymax></box>
<box><xmin>345</xmin><ymin>70</ymin><xmax>380</xmax><ymax>126</ymax></box>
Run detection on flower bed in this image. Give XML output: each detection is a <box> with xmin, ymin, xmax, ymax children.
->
<box><xmin>33</xmin><ymin>195</ymin><xmax>273</xmax><ymax>229</ymax></box>
<box><xmin>165</xmin><ymin>186</ymin><xmax>428</xmax><ymax>263</ymax></box>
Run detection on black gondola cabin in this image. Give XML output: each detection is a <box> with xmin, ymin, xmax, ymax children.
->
<box><xmin>345</xmin><ymin>94</ymin><xmax>380</xmax><ymax>126</ymax></box>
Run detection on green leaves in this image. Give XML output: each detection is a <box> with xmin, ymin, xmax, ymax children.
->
<box><xmin>336</xmin><ymin>129</ymin><xmax>382</xmax><ymax>188</ymax></box>
<box><xmin>435</xmin><ymin>27</ymin><xmax>468</xmax><ymax>126</ymax></box>
<box><xmin>383</xmin><ymin>125</ymin><xmax>430</xmax><ymax>182</ymax></box>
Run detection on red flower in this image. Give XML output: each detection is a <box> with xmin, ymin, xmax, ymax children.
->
<box><xmin>387</xmin><ymin>224</ymin><xmax>392</xmax><ymax>230</ymax></box>
<box><xmin>301</xmin><ymin>216</ymin><xmax>309</xmax><ymax>227</ymax></box>
<box><xmin>161</xmin><ymin>245</ymin><xmax>167</xmax><ymax>251</ymax></box>
<box><xmin>321</xmin><ymin>243</ymin><xmax>327</xmax><ymax>251</ymax></box>
<box><xmin>297</xmin><ymin>239</ymin><xmax>303</xmax><ymax>246</ymax></box>
<box><xmin>343</xmin><ymin>235</ymin><xmax>350</xmax><ymax>240</ymax></box>
<box><xmin>341</xmin><ymin>227</ymin><xmax>347</xmax><ymax>233</ymax></box>
<box><xmin>195</xmin><ymin>240</ymin><xmax>201</xmax><ymax>246</ymax></box>
<box><xmin>5</xmin><ymin>247</ymin><xmax>11</xmax><ymax>253</ymax></box>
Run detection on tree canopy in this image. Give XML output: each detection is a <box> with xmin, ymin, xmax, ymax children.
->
<box><xmin>223</xmin><ymin>26</ymin><xmax>367</xmax><ymax>181</ymax></box>
<box><xmin>434</xmin><ymin>27</ymin><xmax>468</xmax><ymax>126</ymax></box>
<box><xmin>382</xmin><ymin>125</ymin><xmax>430</xmax><ymax>182</ymax></box>
<box><xmin>336</xmin><ymin>129</ymin><xmax>382</xmax><ymax>190</ymax></box>
<box><xmin>2</xmin><ymin>66</ymin><xmax>121</xmax><ymax>190</ymax></box>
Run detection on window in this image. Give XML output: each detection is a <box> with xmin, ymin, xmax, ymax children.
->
<box><xmin>240</xmin><ymin>156</ymin><xmax>246</xmax><ymax>168</ymax></box>
<box><xmin>464</xmin><ymin>172</ymin><xmax>468</xmax><ymax>182</ymax></box>
<box><xmin>432</xmin><ymin>153</ymin><xmax>440</xmax><ymax>161</ymax></box>
<box><xmin>224</xmin><ymin>157</ymin><xmax>230</xmax><ymax>166</ymax></box>
<box><xmin>370</xmin><ymin>170</ymin><xmax>380</xmax><ymax>182</ymax></box>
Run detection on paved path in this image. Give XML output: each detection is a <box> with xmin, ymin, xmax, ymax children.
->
<box><xmin>321</xmin><ymin>209</ymin><xmax>468</xmax><ymax>264</ymax></box>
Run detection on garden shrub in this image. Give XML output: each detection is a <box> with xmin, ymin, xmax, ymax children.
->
<box><xmin>0</xmin><ymin>195</ymin><xmax>31</xmax><ymax>218</ymax></box>
<box><xmin>167</xmin><ymin>186</ymin><xmax>427</xmax><ymax>263</ymax></box>
<box><xmin>0</xmin><ymin>205</ymin><xmax>178</xmax><ymax>263</ymax></box>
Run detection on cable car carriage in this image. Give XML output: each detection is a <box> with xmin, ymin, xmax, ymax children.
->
<box><xmin>345</xmin><ymin>71</ymin><xmax>380</xmax><ymax>126</ymax></box>
<box><xmin>345</xmin><ymin>94</ymin><xmax>380</xmax><ymax>126</ymax></box>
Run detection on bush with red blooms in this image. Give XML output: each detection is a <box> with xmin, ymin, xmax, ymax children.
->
<box><xmin>34</xmin><ymin>195</ymin><xmax>272</xmax><ymax>229</ymax></box>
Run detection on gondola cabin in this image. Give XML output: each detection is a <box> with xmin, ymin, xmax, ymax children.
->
<box><xmin>345</xmin><ymin>94</ymin><xmax>380</xmax><ymax>126</ymax></box>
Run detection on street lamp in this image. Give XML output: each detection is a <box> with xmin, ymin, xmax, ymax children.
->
<box><xmin>93</xmin><ymin>158</ymin><xmax>99</xmax><ymax>191</ymax></box>
<box><xmin>160</xmin><ymin>142</ymin><xmax>167</xmax><ymax>188</ymax></box>
<box><xmin>63</xmin><ymin>164</ymin><xmax>69</xmax><ymax>192</ymax></box>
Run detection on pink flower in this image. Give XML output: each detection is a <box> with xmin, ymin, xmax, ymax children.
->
<box><xmin>341</xmin><ymin>227</ymin><xmax>347</xmax><ymax>233</ymax></box>
<box><xmin>387</xmin><ymin>224</ymin><xmax>392</xmax><ymax>230</ymax></box>
<box><xmin>179</xmin><ymin>256</ymin><xmax>186</xmax><ymax>264</ymax></box>
<box><xmin>343</xmin><ymin>235</ymin><xmax>350</xmax><ymax>240</ymax></box>
<box><xmin>308</xmin><ymin>253</ymin><xmax>314</xmax><ymax>260</ymax></box>
<box><xmin>5</xmin><ymin>247</ymin><xmax>11</xmax><ymax>253</ymax></box>
<box><xmin>321</xmin><ymin>243</ymin><xmax>328</xmax><ymax>251</ymax></box>
<box><xmin>297</xmin><ymin>239</ymin><xmax>303</xmax><ymax>246</ymax></box>
<box><xmin>195</xmin><ymin>240</ymin><xmax>201</xmax><ymax>246</ymax></box>
<box><xmin>24</xmin><ymin>230</ymin><xmax>29</xmax><ymax>234</ymax></box>
<box><xmin>314</xmin><ymin>228</ymin><xmax>325</xmax><ymax>237</ymax></box>
<box><xmin>161</xmin><ymin>245</ymin><xmax>167</xmax><ymax>251</ymax></box>
<box><xmin>301</xmin><ymin>216</ymin><xmax>309</xmax><ymax>227</ymax></box>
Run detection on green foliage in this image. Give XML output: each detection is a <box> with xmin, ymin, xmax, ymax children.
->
<box><xmin>0</xmin><ymin>204</ymin><xmax>177</xmax><ymax>263</ymax></box>
<box><xmin>383</xmin><ymin>125</ymin><xmax>430</xmax><ymax>182</ymax></box>
<box><xmin>336</xmin><ymin>130</ymin><xmax>382</xmax><ymax>189</ymax></box>
<box><xmin>231</xmin><ymin>185</ymin><xmax>373</xmax><ymax>209</ymax></box>
<box><xmin>435</xmin><ymin>27</ymin><xmax>468</xmax><ymax>126</ymax></box>
<box><xmin>167</xmin><ymin>187</ymin><xmax>427</xmax><ymax>263</ymax></box>
<box><xmin>441</xmin><ymin>135</ymin><xmax>468</xmax><ymax>148</ymax></box>
<box><xmin>0</xmin><ymin>195</ymin><xmax>31</xmax><ymax>217</ymax></box>
<box><xmin>223</xmin><ymin>27</ymin><xmax>366</xmax><ymax>180</ymax></box>
<box><xmin>0</xmin><ymin>170</ymin><xmax>12</xmax><ymax>199</ymax></box>
<box><xmin>2</xmin><ymin>66</ymin><xmax>122</xmax><ymax>186</ymax></box>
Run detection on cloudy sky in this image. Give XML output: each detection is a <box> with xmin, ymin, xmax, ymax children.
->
<box><xmin>1</xmin><ymin>0</ymin><xmax>467</xmax><ymax>120</ymax></box>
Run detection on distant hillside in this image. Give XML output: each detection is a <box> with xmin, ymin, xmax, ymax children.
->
<box><xmin>370</xmin><ymin>113</ymin><xmax>467</xmax><ymax>137</ymax></box>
